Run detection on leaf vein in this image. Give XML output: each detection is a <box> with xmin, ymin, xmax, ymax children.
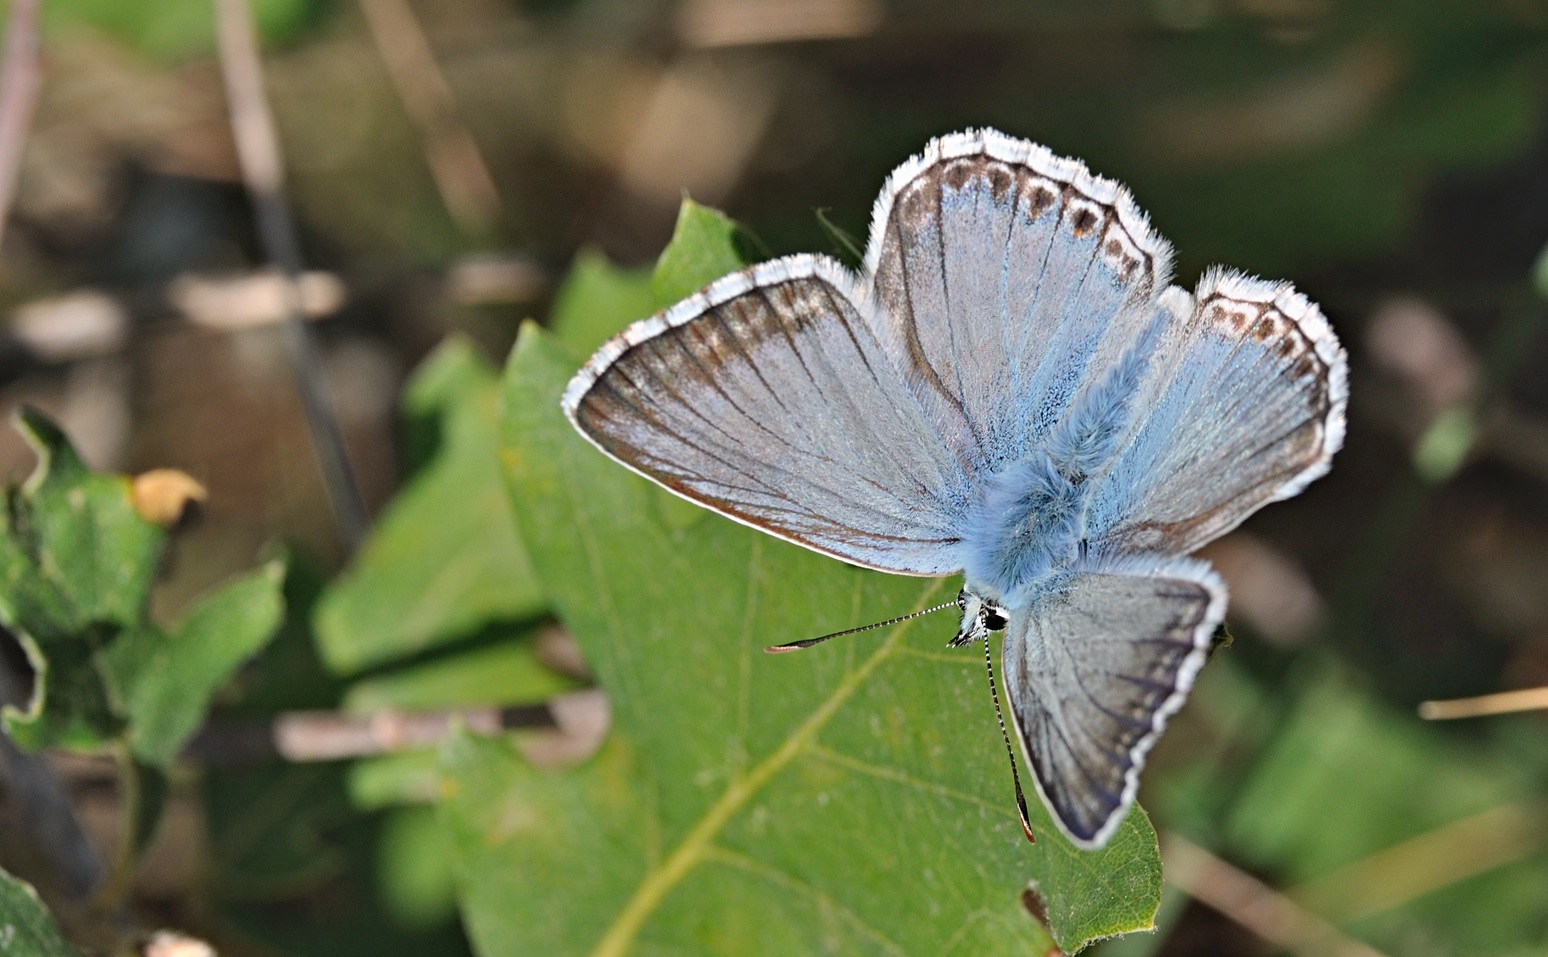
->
<box><xmin>588</xmin><ymin>578</ymin><xmax>948</xmax><ymax>957</ymax></box>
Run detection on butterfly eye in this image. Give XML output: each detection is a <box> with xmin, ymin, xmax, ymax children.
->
<box><xmin>982</xmin><ymin>607</ymin><xmax>1008</xmax><ymax>632</ymax></box>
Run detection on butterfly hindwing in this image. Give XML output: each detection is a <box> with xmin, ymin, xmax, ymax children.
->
<box><xmin>864</xmin><ymin>129</ymin><xmax>1173</xmax><ymax>472</ymax></box>
<box><xmin>563</xmin><ymin>254</ymin><xmax>972</xmax><ymax>575</ymax></box>
<box><xmin>1002</xmin><ymin>556</ymin><xmax>1226</xmax><ymax>848</ymax></box>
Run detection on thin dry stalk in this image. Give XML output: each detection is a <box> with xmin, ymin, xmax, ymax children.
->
<box><xmin>357</xmin><ymin>0</ymin><xmax>502</xmax><ymax>234</ymax></box>
<box><xmin>212</xmin><ymin>0</ymin><xmax>369</xmax><ymax>551</ymax></box>
<box><xmin>1419</xmin><ymin>685</ymin><xmax>1548</xmax><ymax>720</ymax></box>
<box><xmin>1289</xmin><ymin>803</ymin><xmax>1548</xmax><ymax>922</ymax></box>
<box><xmin>1162</xmin><ymin>832</ymin><xmax>1389</xmax><ymax>957</ymax></box>
<box><xmin>0</xmin><ymin>0</ymin><xmax>41</xmax><ymax>251</ymax></box>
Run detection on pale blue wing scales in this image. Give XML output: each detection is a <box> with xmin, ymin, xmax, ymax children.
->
<box><xmin>1087</xmin><ymin>271</ymin><xmax>1349</xmax><ymax>556</ymax></box>
<box><xmin>1003</xmin><ymin>556</ymin><xmax>1225</xmax><ymax>848</ymax></box>
<box><xmin>563</xmin><ymin>254</ymin><xmax>972</xmax><ymax>575</ymax></box>
<box><xmin>863</xmin><ymin>130</ymin><xmax>1173</xmax><ymax>471</ymax></box>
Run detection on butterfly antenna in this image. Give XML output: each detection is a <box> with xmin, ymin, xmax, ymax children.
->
<box><xmin>982</xmin><ymin>634</ymin><xmax>1036</xmax><ymax>844</ymax></box>
<box><xmin>764</xmin><ymin>600</ymin><xmax>958</xmax><ymax>653</ymax></box>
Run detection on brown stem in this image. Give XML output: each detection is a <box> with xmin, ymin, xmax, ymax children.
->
<box><xmin>0</xmin><ymin>0</ymin><xmax>41</xmax><ymax>252</ymax></box>
<box><xmin>212</xmin><ymin>0</ymin><xmax>370</xmax><ymax>552</ymax></box>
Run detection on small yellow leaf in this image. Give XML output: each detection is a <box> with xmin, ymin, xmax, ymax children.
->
<box><xmin>131</xmin><ymin>469</ymin><xmax>208</xmax><ymax>526</ymax></box>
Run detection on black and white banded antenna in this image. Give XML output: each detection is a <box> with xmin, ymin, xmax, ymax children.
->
<box><xmin>763</xmin><ymin>600</ymin><xmax>959</xmax><ymax>653</ymax></box>
<box><xmin>979</xmin><ymin>630</ymin><xmax>1036</xmax><ymax>843</ymax></box>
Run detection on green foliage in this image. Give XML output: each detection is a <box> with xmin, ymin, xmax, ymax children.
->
<box><xmin>547</xmin><ymin>249</ymin><xmax>655</xmax><ymax>360</ymax></box>
<box><xmin>648</xmin><ymin>200</ymin><xmax>763</xmax><ymax>309</ymax></box>
<box><xmin>342</xmin><ymin>633</ymin><xmax>576</xmax><ymax>713</ymax></box>
<box><xmin>105</xmin><ymin>561</ymin><xmax>286</xmax><ymax>765</ymax></box>
<box><xmin>0</xmin><ymin>409</ymin><xmax>160</xmax><ymax>749</ymax></box>
<box><xmin>0</xmin><ymin>867</ymin><xmax>82</xmax><ymax>957</ymax></box>
<box><xmin>1226</xmin><ymin>668</ymin><xmax>1548</xmax><ymax>954</ymax></box>
<box><xmin>38</xmin><ymin>0</ymin><xmax>321</xmax><ymax>63</ymax></box>
<box><xmin>0</xmin><ymin>408</ymin><xmax>284</xmax><ymax>763</ymax></box>
<box><xmin>314</xmin><ymin>338</ymin><xmax>545</xmax><ymax>674</ymax></box>
<box><xmin>448</xmin><ymin>203</ymin><xmax>1168</xmax><ymax>956</ymax></box>
<box><xmin>1135</xmin><ymin>652</ymin><xmax>1548</xmax><ymax>957</ymax></box>
<box><xmin>378</xmin><ymin>805</ymin><xmax>460</xmax><ymax>930</ymax></box>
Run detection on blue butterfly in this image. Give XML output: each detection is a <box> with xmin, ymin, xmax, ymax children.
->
<box><xmin>562</xmin><ymin>129</ymin><xmax>1347</xmax><ymax>849</ymax></box>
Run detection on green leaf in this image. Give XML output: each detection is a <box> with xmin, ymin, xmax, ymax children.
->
<box><xmin>377</xmin><ymin>805</ymin><xmax>460</xmax><ymax>930</ymax></box>
<box><xmin>649</xmin><ymin>199</ymin><xmax>762</xmax><ymax>309</ymax></box>
<box><xmin>124</xmin><ymin>757</ymin><xmax>171</xmax><ymax>859</ymax></box>
<box><xmin>349</xmin><ymin>750</ymin><xmax>445</xmax><ymax>810</ymax></box>
<box><xmin>103</xmin><ymin>561</ymin><xmax>286</xmax><ymax>766</ymax></box>
<box><xmin>342</xmin><ymin>632</ymin><xmax>579</xmax><ymax>713</ymax></box>
<box><xmin>43</xmin><ymin>0</ymin><xmax>318</xmax><ymax>64</ymax></box>
<box><xmin>1221</xmin><ymin>668</ymin><xmax>1548</xmax><ymax>953</ymax></box>
<box><xmin>547</xmin><ymin>202</ymin><xmax>761</xmax><ymax>367</ymax></box>
<box><xmin>315</xmin><ymin>338</ymin><xmax>545</xmax><ymax>674</ymax></box>
<box><xmin>205</xmin><ymin>763</ymin><xmax>350</xmax><ymax>896</ymax></box>
<box><xmin>0</xmin><ymin>866</ymin><xmax>83</xmax><ymax>956</ymax></box>
<box><xmin>449</xmin><ymin>324</ymin><xmax>1162</xmax><ymax>957</ymax></box>
<box><xmin>548</xmin><ymin>249</ymin><xmax>656</xmax><ymax>359</ymax></box>
<box><xmin>0</xmin><ymin>407</ymin><xmax>165</xmax><ymax>749</ymax></box>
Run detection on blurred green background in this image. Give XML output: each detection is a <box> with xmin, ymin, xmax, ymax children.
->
<box><xmin>1</xmin><ymin>0</ymin><xmax>1547</xmax><ymax>955</ymax></box>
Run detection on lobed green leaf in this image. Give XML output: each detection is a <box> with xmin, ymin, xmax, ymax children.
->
<box><xmin>104</xmin><ymin>561</ymin><xmax>287</xmax><ymax>766</ymax></box>
<box><xmin>0</xmin><ymin>408</ymin><xmax>164</xmax><ymax>749</ymax></box>
<box><xmin>315</xmin><ymin>338</ymin><xmax>545</xmax><ymax>674</ymax></box>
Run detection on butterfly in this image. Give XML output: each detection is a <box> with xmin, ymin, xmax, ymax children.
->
<box><xmin>561</xmin><ymin>129</ymin><xmax>1347</xmax><ymax>850</ymax></box>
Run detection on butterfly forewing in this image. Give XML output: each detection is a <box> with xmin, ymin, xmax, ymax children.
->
<box><xmin>864</xmin><ymin>130</ymin><xmax>1172</xmax><ymax>472</ymax></box>
<box><xmin>1088</xmin><ymin>270</ymin><xmax>1349</xmax><ymax>556</ymax></box>
<box><xmin>1003</xmin><ymin>557</ymin><xmax>1225</xmax><ymax>848</ymax></box>
<box><xmin>563</xmin><ymin>255</ymin><xmax>971</xmax><ymax>575</ymax></box>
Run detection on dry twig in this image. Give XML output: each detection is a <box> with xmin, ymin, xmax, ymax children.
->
<box><xmin>212</xmin><ymin>0</ymin><xmax>369</xmax><ymax>551</ymax></box>
<box><xmin>357</xmin><ymin>0</ymin><xmax>502</xmax><ymax>234</ymax></box>
<box><xmin>1419</xmin><ymin>685</ymin><xmax>1548</xmax><ymax>720</ymax></box>
<box><xmin>184</xmin><ymin>689</ymin><xmax>610</xmax><ymax>768</ymax></box>
<box><xmin>0</xmin><ymin>0</ymin><xmax>40</xmax><ymax>251</ymax></box>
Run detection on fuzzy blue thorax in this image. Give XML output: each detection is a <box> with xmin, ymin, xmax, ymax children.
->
<box><xmin>959</xmin><ymin>311</ymin><xmax>1163</xmax><ymax>607</ymax></box>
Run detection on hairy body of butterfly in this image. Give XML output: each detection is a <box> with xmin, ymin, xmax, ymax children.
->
<box><xmin>563</xmin><ymin>129</ymin><xmax>1347</xmax><ymax>849</ymax></box>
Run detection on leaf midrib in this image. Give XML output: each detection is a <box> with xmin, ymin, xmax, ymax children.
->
<box><xmin>589</xmin><ymin>578</ymin><xmax>947</xmax><ymax>957</ymax></box>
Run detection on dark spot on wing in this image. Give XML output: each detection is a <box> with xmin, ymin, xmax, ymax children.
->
<box><xmin>1025</xmin><ymin>183</ymin><xmax>1058</xmax><ymax>219</ymax></box>
<box><xmin>942</xmin><ymin>158</ymin><xmax>975</xmax><ymax>191</ymax></box>
<box><xmin>897</xmin><ymin>180</ymin><xmax>932</xmax><ymax>226</ymax></box>
<box><xmin>986</xmin><ymin>163</ymin><xmax>1015</xmax><ymax>202</ymax></box>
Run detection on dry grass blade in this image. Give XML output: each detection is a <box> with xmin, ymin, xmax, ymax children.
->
<box><xmin>0</xmin><ymin>0</ymin><xmax>40</xmax><ymax>251</ymax></box>
<box><xmin>1161</xmin><ymin>832</ymin><xmax>1390</xmax><ymax>957</ymax></box>
<box><xmin>1418</xmin><ymin>685</ymin><xmax>1548</xmax><ymax>720</ymax></box>
<box><xmin>357</xmin><ymin>0</ymin><xmax>502</xmax><ymax>234</ymax></box>
<box><xmin>1287</xmin><ymin>802</ymin><xmax>1548</xmax><ymax>924</ymax></box>
<box><xmin>212</xmin><ymin>0</ymin><xmax>370</xmax><ymax>552</ymax></box>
